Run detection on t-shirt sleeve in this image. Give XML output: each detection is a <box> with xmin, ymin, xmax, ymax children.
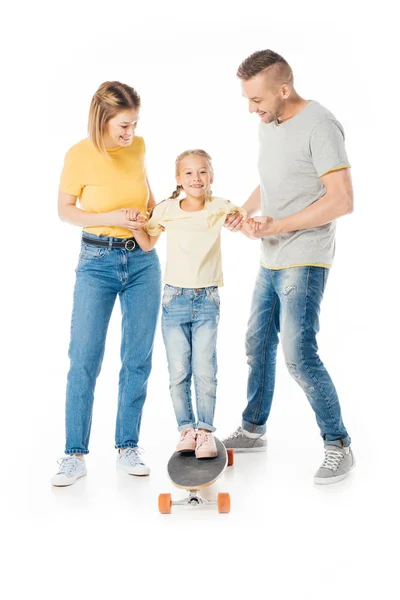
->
<box><xmin>59</xmin><ymin>147</ymin><xmax>84</xmax><ymax>197</ymax></box>
<box><xmin>310</xmin><ymin>119</ymin><xmax>351</xmax><ymax>178</ymax></box>
<box><xmin>146</xmin><ymin>201</ymin><xmax>167</xmax><ymax>236</ymax></box>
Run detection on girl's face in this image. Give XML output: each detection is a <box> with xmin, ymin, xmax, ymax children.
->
<box><xmin>104</xmin><ymin>109</ymin><xmax>140</xmax><ymax>148</ymax></box>
<box><xmin>176</xmin><ymin>155</ymin><xmax>214</xmax><ymax>198</ymax></box>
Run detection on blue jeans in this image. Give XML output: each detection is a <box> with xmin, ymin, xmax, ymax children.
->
<box><xmin>65</xmin><ymin>233</ymin><xmax>161</xmax><ymax>454</ymax></box>
<box><xmin>161</xmin><ymin>285</ymin><xmax>220</xmax><ymax>432</ymax></box>
<box><xmin>243</xmin><ymin>266</ymin><xmax>351</xmax><ymax>445</ymax></box>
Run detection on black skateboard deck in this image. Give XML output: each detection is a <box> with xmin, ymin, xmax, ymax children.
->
<box><xmin>167</xmin><ymin>437</ymin><xmax>227</xmax><ymax>489</ymax></box>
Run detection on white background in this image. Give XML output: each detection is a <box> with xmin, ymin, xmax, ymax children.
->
<box><xmin>3</xmin><ymin>1</ymin><xmax>399</xmax><ymax>598</ymax></box>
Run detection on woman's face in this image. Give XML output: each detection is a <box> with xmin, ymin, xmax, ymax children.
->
<box><xmin>104</xmin><ymin>109</ymin><xmax>140</xmax><ymax>148</ymax></box>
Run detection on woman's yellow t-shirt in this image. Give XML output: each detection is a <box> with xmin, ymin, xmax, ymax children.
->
<box><xmin>59</xmin><ymin>136</ymin><xmax>149</xmax><ymax>238</ymax></box>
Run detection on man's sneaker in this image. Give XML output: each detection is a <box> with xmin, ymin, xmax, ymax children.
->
<box><xmin>51</xmin><ymin>455</ymin><xmax>87</xmax><ymax>487</ymax></box>
<box><xmin>195</xmin><ymin>430</ymin><xmax>218</xmax><ymax>458</ymax></box>
<box><xmin>176</xmin><ymin>428</ymin><xmax>197</xmax><ymax>453</ymax></box>
<box><xmin>116</xmin><ymin>447</ymin><xmax>150</xmax><ymax>476</ymax></box>
<box><xmin>222</xmin><ymin>426</ymin><xmax>267</xmax><ymax>452</ymax></box>
<box><xmin>314</xmin><ymin>444</ymin><xmax>355</xmax><ymax>485</ymax></box>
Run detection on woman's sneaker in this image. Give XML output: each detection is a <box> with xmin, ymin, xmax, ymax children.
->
<box><xmin>195</xmin><ymin>430</ymin><xmax>218</xmax><ymax>458</ymax></box>
<box><xmin>116</xmin><ymin>447</ymin><xmax>150</xmax><ymax>476</ymax></box>
<box><xmin>314</xmin><ymin>444</ymin><xmax>355</xmax><ymax>484</ymax></box>
<box><xmin>176</xmin><ymin>428</ymin><xmax>197</xmax><ymax>453</ymax></box>
<box><xmin>222</xmin><ymin>426</ymin><xmax>267</xmax><ymax>452</ymax></box>
<box><xmin>51</xmin><ymin>455</ymin><xmax>87</xmax><ymax>487</ymax></box>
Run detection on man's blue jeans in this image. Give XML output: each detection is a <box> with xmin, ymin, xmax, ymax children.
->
<box><xmin>65</xmin><ymin>233</ymin><xmax>161</xmax><ymax>454</ymax></box>
<box><xmin>243</xmin><ymin>266</ymin><xmax>351</xmax><ymax>445</ymax></box>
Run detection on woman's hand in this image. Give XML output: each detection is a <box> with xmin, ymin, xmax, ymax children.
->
<box><xmin>106</xmin><ymin>208</ymin><xmax>147</xmax><ymax>230</ymax></box>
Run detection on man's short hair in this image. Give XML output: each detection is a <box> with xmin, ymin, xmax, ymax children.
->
<box><xmin>237</xmin><ymin>50</ymin><xmax>293</xmax><ymax>84</ymax></box>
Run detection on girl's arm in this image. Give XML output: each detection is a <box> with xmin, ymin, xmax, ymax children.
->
<box><xmin>224</xmin><ymin>185</ymin><xmax>261</xmax><ymax>231</ymax></box>
<box><xmin>131</xmin><ymin>227</ymin><xmax>161</xmax><ymax>252</ymax></box>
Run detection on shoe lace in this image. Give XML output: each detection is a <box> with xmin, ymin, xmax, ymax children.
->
<box><xmin>181</xmin><ymin>429</ymin><xmax>194</xmax><ymax>439</ymax></box>
<box><xmin>226</xmin><ymin>427</ymin><xmax>243</xmax><ymax>440</ymax></box>
<box><xmin>196</xmin><ymin>430</ymin><xmax>211</xmax><ymax>446</ymax></box>
<box><xmin>123</xmin><ymin>447</ymin><xmax>145</xmax><ymax>466</ymax></box>
<box><xmin>321</xmin><ymin>448</ymin><xmax>344</xmax><ymax>472</ymax></box>
<box><xmin>56</xmin><ymin>456</ymin><xmax>78</xmax><ymax>476</ymax></box>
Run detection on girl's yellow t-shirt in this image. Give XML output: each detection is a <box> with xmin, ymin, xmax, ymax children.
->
<box><xmin>146</xmin><ymin>196</ymin><xmax>247</xmax><ymax>288</ymax></box>
<box><xmin>59</xmin><ymin>136</ymin><xmax>149</xmax><ymax>238</ymax></box>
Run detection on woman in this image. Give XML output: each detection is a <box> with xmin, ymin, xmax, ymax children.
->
<box><xmin>51</xmin><ymin>81</ymin><xmax>161</xmax><ymax>487</ymax></box>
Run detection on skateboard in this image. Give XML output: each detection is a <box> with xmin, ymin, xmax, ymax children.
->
<box><xmin>158</xmin><ymin>437</ymin><xmax>234</xmax><ymax>514</ymax></box>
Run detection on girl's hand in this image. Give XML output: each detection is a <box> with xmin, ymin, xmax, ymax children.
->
<box><xmin>124</xmin><ymin>209</ymin><xmax>147</xmax><ymax>224</ymax></box>
<box><xmin>106</xmin><ymin>209</ymin><xmax>147</xmax><ymax>230</ymax></box>
<box><xmin>224</xmin><ymin>211</ymin><xmax>244</xmax><ymax>231</ymax></box>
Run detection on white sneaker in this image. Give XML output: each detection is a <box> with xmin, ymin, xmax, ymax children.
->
<box><xmin>51</xmin><ymin>455</ymin><xmax>87</xmax><ymax>487</ymax></box>
<box><xmin>116</xmin><ymin>447</ymin><xmax>150</xmax><ymax>476</ymax></box>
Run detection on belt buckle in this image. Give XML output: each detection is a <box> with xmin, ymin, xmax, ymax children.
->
<box><xmin>124</xmin><ymin>239</ymin><xmax>136</xmax><ymax>251</ymax></box>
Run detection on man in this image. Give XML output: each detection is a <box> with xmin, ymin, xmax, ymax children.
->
<box><xmin>224</xmin><ymin>49</ymin><xmax>355</xmax><ymax>484</ymax></box>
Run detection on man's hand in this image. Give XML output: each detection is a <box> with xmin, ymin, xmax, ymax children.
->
<box><xmin>244</xmin><ymin>216</ymin><xmax>278</xmax><ymax>238</ymax></box>
<box><xmin>224</xmin><ymin>212</ymin><xmax>244</xmax><ymax>232</ymax></box>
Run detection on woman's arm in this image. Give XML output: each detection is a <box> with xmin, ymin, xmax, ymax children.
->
<box><xmin>58</xmin><ymin>190</ymin><xmax>145</xmax><ymax>230</ymax></box>
<box><xmin>146</xmin><ymin>177</ymin><xmax>157</xmax><ymax>214</ymax></box>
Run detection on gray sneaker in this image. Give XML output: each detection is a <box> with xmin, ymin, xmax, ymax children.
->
<box><xmin>51</xmin><ymin>455</ymin><xmax>87</xmax><ymax>487</ymax></box>
<box><xmin>222</xmin><ymin>426</ymin><xmax>267</xmax><ymax>452</ymax></box>
<box><xmin>116</xmin><ymin>447</ymin><xmax>150</xmax><ymax>476</ymax></box>
<box><xmin>314</xmin><ymin>444</ymin><xmax>355</xmax><ymax>485</ymax></box>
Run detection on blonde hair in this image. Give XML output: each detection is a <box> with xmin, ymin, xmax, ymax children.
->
<box><xmin>169</xmin><ymin>149</ymin><xmax>214</xmax><ymax>200</ymax></box>
<box><xmin>88</xmin><ymin>81</ymin><xmax>141</xmax><ymax>154</ymax></box>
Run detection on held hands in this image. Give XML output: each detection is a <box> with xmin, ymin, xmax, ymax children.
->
<box><xmin>107</xmin><ymin>208</ymin><xmax>147</xmax><ymax>232</ymax></box>
<box><xmin>243</xmin><ymin>216</ymin><xmax>277</xmax><ymax>238</ymax></box>
<box><xmin>224</xmin><ymin>212</ymin><xmax>244</xmax><ymax>231</ymax></box>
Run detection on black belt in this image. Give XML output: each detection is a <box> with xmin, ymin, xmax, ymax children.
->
<box><xmin>82</xmin><ymin>235</ymin><xmax>137</xmax><ymax>251</ymax></box>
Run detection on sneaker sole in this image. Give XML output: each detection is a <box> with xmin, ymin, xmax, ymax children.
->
<box><xmin>51</xmin><ymin>471</ymin><xmax>87</xmax><ymax>487</ymax></box>
<box><xmin>223</xmin><ymin>446</ymin><xmax>267</xmax><ymax>453</ymax></box>
<box><xmin>196</xmin><ymin>452</ymin><xmax>218</xmax><ymax>459</ymax></box>
<box><xmin>314</xmin><ymin>462</ymin><xmax>355</xmax><ymax>485</ymax></box>
<box><xmin>116</xmin><ymin>464</ymin><xmax>150</xmax><ymax>476</ymax></box>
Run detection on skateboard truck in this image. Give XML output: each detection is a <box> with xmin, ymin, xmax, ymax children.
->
<box><xmin>172</xmin><ymin>490</ymin><xmax>216</xmax><ymax>507</ymax></box>
<box><xmin>159</xmin><ymin>489</ymin><xmax>231</xmax><ymax>514</ymax></box>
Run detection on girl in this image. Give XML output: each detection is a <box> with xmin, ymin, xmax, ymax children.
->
<box><xmin>51</xmin><ymin>81</ymin><xmax>161</xmax><ymax>486</ymax></box>
<box><xmin>131</xmin><ymin>150</ymin><xmax>246</xmax><ymax>458</ymax></box>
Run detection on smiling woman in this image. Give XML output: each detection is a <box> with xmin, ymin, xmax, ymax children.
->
<box><xmin>51</xmin><ymin>81</ymin><xmax>162</xmax><ymax>487</ymax></box>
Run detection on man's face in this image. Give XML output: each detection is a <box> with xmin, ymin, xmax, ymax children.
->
<box><xmin>241</xmin><ymin>73</ymin><xmax>285</xmax><ymax>123</ymax></box>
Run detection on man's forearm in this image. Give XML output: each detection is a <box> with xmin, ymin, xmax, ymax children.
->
<box><xmin>243</xmin><ymin>185</ymin><xmax>261</xmax><ymax>217</ymax></box>
<box><xmin>275</xmin><ymin>192</ymin><xmax>352</xmax><ymax>234</ymax></box>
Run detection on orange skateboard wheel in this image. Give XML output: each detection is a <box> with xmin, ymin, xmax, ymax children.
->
<box><xmin>217</xmin><ymin>493</ymin><xmax>230</xmax><ymax>514</ymax></box>
<box><xmin>158</xmin><ymin>493</ymin><xmax>172</xmax><ymax>514</ymax></box>
<box><xmin>227</xmin><ymin>449</ymin><xmax>234</xmax><ymax>466</ymax></box>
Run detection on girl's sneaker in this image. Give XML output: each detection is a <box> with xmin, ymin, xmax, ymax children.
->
<box><xmin>51</xmin><ymin>455</ymin><xmax>87</xmax><ymax>487</ymax></box>
<box><xmin>195</xmin><ymin>430</ymin><xmax>218</xmax><ymax>458</ymax></box>
<box><xmin>116</xmin><ymin>447</ymin><xmax>150</xmax><ymax>476</ymax></box>
<box><xmin>176</xmin><ymin>428</ymin><xmax>197</xmax><ymax>453</ymax></box>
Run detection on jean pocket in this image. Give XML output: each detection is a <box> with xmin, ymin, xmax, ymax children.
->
<box><xmin>206</xmin><ymin>286</ymin><xmax>220</xmax><ymax>309</ymax></box>
<box><xmin>162</xmin><ymin>285</ymin><xmax>178</xmax><ymax>307</ymax></box>
<box><xmin>80</xmin><ymin>244</ymin><xmax>110</xmax><ymax>260</ymax></box>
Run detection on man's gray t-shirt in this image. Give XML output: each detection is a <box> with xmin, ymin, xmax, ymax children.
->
<box><xmin>258</xmin><ymin>100</ymin><xmax>350</xmax><ymax>269</ymax></box>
